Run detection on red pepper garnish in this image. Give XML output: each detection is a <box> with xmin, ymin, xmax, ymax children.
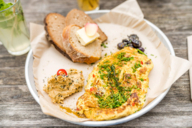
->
<box><xmin>93</xmin><ymin>74</ymin><xmax>95</xmax><ymax>77</ymax></box>
<box><xmin>144</xmin><ymin>79</ymin><xmax>146</xmax><ymax>81</ymax></box>
<box><xmin>141</xmin><ymin>61</ymin><xmax>143</xmax><ymax>65</ymax></box>
<box><xmin>76</xmin><ymin>108</ymin><xmax>79</xmax><ymax>111</ymax></box>
<box><xmin>57</xmin><ymin>69</ymin><xmax>67</xmax><ymax>76</ymax></box>
<box><xmin>90</xmin><ymin>87</ymin><xmax>96</xmax><ymax>92</ymax></box>
<box><xmin>132</xmin><ymin>103</ymin><xmax>135</xmax><ymax>106</ymax></box>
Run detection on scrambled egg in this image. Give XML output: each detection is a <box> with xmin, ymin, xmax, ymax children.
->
<box><xmin>76</xmin><ymin>47</ymin><xmax>153</xmax><ymax>120</ymax></box>
<box><xmin>44</xmin><ymin>69</ymin><xmax>84</xmax><ymax>104</ymax></box>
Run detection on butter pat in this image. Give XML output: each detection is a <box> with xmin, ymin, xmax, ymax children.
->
<box><xmin>76</xmin><ymin>27</ymin><xmax>100</xmax><ymax>46</ymax></box>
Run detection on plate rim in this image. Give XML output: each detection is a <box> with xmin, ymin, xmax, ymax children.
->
<box><xmin>25</xmin><ymin>10</ymin><xmax>175</xmax><ymax>127</ymax></box>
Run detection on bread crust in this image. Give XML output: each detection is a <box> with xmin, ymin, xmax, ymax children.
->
<box><xmin>62</xmin><ymin>25</ymin><xmax>101</xmax><ymax>64</ymax></box>
<box><xmin>65</xmin><ymin>9</ymin><xmax>107</xmax><ymax>43</ymax></box>
<box><xmin>44</xmin><ymin>13</ymin><xmax>72</xmax><ymax>59</ymax></box>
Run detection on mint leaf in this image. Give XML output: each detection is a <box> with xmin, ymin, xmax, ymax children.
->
<box><xmin>0</xmin><ymin>0</ymin><xmax>5</xmax><ymax>4</ymax></box>
<box><xmin>0</xmin><ymin>0</ymin><xmax>13</xmax><ymax>11</ymax></box>
<box><xmin>0</xmin><ymin>4</ymin><xmax>3</xmax><ymax>9</ymax></box>
<box><xmin>0</xmin><ymin>0</ymin><xmax>5</xmax><ymax>10</ymax></box>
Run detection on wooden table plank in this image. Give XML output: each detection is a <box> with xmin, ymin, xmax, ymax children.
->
<box><xmin>0</xmin><ymin>0</ymin><xmax>192</xmax><ymax>127</ymax></box>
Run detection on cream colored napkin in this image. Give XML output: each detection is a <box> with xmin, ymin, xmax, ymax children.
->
<box><xmin>187</xmin><ymin>36</ymin><xmax>192</xmax><ymax>100</ymax></box>
<box><xmin>111</xmin><ymin>0</ymin><xmax>144</xmax><ymax>19</ymax></box>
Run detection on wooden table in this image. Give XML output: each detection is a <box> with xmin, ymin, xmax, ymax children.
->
<box><xmin>1</xmin><ymin>0</ymin><xmax>192</xmax><ymax>127</ymax></box>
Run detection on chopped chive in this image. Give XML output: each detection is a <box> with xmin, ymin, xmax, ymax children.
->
<box><xmin>139</xmin><ymin>78</ymin><xmax>144</xmax><ymax>81</ymax></box>
<box><xmin>101</xmin><ymin>43</ymin><xmax>107</xmax><ymax>48</ymax></box>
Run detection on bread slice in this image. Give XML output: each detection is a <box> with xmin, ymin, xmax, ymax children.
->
<box><xmin>62</xmin><ymin>24</ymin><xmax>102</xmax><ymax>64</ymax></box>
<box><xmin>65</xmin><ymin>9</ymin><xmax>107</xmax><ymax>43</ymax></box>
<box><xmin>44</xmin><ymin>13</ymin><xmax>71</xmax><ymax>58</ymax></box>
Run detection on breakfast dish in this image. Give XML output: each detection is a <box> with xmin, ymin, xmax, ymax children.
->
<box><xmin>43</xmin><ymin>69</ymin><xmax>84</xmax><ymax>104</ymax></box>
<box><xmin>27</xmin><ymin>5</ymin><xmax>186</xmax><ymax>125</ymax></box>
<box><xmin>76</xmin><ymin>47</ymin><xmax>153</xmax><ymax>120</ymax></box>
<box><xmin>43</xmin><ymin>9</ymin><xmax>154</xmax><ymax>120</ymax></box>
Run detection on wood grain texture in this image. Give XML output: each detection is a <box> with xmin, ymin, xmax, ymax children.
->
<box><xmin>0</xmin><ymin>0</ymin><xmax>192</xmax><ymax>127</ymax></box>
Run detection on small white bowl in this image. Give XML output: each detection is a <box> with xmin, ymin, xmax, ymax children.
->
<box><xmin>25</xmin><ymin>10</ymin><xmax>175</xmax><ymax>127</ymax></box>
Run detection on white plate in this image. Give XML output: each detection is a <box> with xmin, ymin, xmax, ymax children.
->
<box><xmin>25</xmin><ymin>10</ymin><xmax>175</xmax><ymax>127</ymax></box>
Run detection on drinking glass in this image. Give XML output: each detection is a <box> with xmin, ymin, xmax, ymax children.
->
<box><xmin>0</xmin><ymin>0</ymin><xmax>30</xmax><ymax>56</ymax></box>
<box><xmin>77</xmin><ymin>0</ymin><xmax>100</xmax><ymax>11</ymax></box>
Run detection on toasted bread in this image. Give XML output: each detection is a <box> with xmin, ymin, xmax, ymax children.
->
<box><xmin>44</xmin><ymin>13</ymin><xmax>71</xmax><ymax>57</ymax></box>
<box><xmin>62</xmin><ymin>24</ymin><xmax>102</xmax><ymax>64</ymax></box>
<box><xmin>65</xmin><ymin>9</ymin><xmax>107</xmax><ymax>43</ymax></box>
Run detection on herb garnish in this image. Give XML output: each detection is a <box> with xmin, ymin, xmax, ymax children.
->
<box><xmin>117</xmin><ymin>52</ymin><xmax>126</xmax><ymax>60</ymax></box>
<box><xmin>120</xmin><ymin>57</ymin><xmax>134</xmax><ymax>62</ymax></box>
<box><xmin>101</xmin><ymin>43</ymin><xmax>107</xmax><ymax>48</ymax></box>
<box><xmin>96</xmin><ymin>64</ymin><xmax>132</xmax><ymax>108</ymax></box>
<box><xmin>137</xmin><ymin>49</ymin><xmax>147</xmax><ymax>56</ymax></box>
<box><xmin>103</xmin><ymin>60</ymin><xmax>110</xmax><ymax>63</ymax></box>
<box><xmin>116</xmin><ymin>52</ymin><xmax>134</xmax><ymax>62</ymax></box>
<box><xmin>132</xmin><ymin>62</ymin><xmax>142</xmax><ymax>73</ymax></box>
<box><xmin>95</xmin><ymin>50</ymin><xmax>144</xmax><ymax>109</ymax></box>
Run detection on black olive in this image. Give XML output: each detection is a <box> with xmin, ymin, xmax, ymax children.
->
<box><xmin>130</xmin><ymin>34</ymin><xmax>139</xmax><ymax>38</ymax></box>
<box><xmin>130</xmin><ymin>34</ymin><xmax>139</xmax><ymax>40</ymax></box>
<box><xmin>127</xmin><ymin>43</ymin><xmax>134</xmax><ymax>48</ymax></box>
<box><xmin>122</xmin><ymin>39</ymin><xmax>131</xmax><ymax>45</ymax></box>
<box><xmin>128</xmin><ymin>34</ymin><xmax>139</xmax><ymax>42</ymax></box>
<box><xmin>138</xmin><ymin>47</ymin><xmax>145</xmax><ymax>52</ymax></box>
<box><xmin>117</xmin><ymin>42</ymin><xmax>125</xmax><ymax>49</ymax></box>
<box><xmin>131</xmin><ymin>40</ymin><xmax>142</xmax><ymax>48</ymax></box>
<box><xmin>128</xmin><ymin>36</ymin><xmax>135</xmax><ymax>42</ymax></box>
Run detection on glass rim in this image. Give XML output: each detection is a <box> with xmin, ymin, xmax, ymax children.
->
<box><xmin>0</xmin><ymin>0</ymin><xmax>20</xmax><ymax>13</ymax></box>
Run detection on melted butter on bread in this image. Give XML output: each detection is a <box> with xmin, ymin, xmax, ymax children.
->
<box><xmin>76</xmin><ymin>27</ymin><xmax>100</xmax><ymax>46</ymax></box>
